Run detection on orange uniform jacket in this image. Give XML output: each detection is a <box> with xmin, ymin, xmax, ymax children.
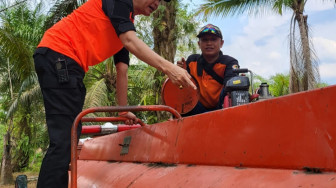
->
<box><xmin>186</xmin><ymin>52</ymin><xmax>239</xmax><ymax>109</ymax></box>
<box><xmin>38</xmin><ymin>0</ymin><xmax>135</xmax><ymax>72</ymax></box>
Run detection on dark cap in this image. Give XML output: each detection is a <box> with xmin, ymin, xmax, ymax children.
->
<box><xmin>163</xmin><ymin>0</ymin><xmax>171</xmax><ymax>2</ymax></box>
<box><xmin>196</xmin><ymin>24</ymin><xmax>223</xmax><ymax>39</ymax></box>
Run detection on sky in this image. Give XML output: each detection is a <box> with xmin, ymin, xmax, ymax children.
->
<box><xmin>181</xmin><ymin>0</ymin><xmax>336</xmax><ymax>85</ymax></box>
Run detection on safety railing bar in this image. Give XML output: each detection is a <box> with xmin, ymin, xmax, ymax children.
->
<box><xmin>81</xmin><ymin>117</ymin><xmax>146</xmax><ymax>127</ymax></box>
<box><xmin>81</xmin><ymin>117</ymin><xmax>127</xmax><ymax>122</ymax></box>
<box><xmin>70</xmin><ymin>105</ymin><xmax>181</xmax><ymax>188</ymax></box>
<box><xmin>75</xmin><ymin>105</ymin><xmax>181</xmax><ymax>118</ymax></box>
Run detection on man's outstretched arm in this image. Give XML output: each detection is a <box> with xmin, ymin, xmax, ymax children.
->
<box><xmin>114</xmin><ymin>48</ymin><xmax>137</xmax><ymax>125</ymax></box>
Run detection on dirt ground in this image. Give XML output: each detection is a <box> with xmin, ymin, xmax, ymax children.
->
<box><xmin>0</xmin><ymin>172</ymin><xmax>38</xmax><ymax>188</ymax></box>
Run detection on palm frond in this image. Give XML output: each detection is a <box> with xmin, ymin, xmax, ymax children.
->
<box><xmin>83</xmin><ymin>78</ymin><xmax>110</xmax><ymax>119</ymax></box>
<box><xmin>84</xmin><ymin>78</ymin><xmax>108</xmax><ymax>108</ymax></box>
<box><xmin>0</xmin><ymin>27</ymin><xmax>34</xmax><ymax>80</ymax></box>
<box><xmin>0</xmin><ymin>0</ymin><xmax>28</xmax><ymax>13</ymax></box>
<box><xmin>197</xmin><ymin>0</ymin><xmax>279</xmax><ymax>18</ymax></box>
<box><xmin>0</xmin><ymin>2</ymin><xmax>46</xmax><ymax>81</ymax></box>
<box><xmin>7</xmin><ymin>84</ymin><xmax>42</xmax><ymax>118</ymax></box>
<box><xmin>18</xmin><ymin>72</ymin><xmax>39</xmax><ymax>96</ymax></box>
<box><xmin>44</xmin><ymin>0</ymin><xmax>87</xmax><ymax>29</ymax></box>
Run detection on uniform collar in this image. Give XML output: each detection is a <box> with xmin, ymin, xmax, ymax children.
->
<box><xmin>197</xmin><ymin>51</ymin><xmax>223</xmax><ymax>76</ymax></box>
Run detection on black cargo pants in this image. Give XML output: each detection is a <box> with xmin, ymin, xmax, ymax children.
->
<box><xmin>33</xmin><ymin>47</ymin><xmax>86</xmax><ymax>188</ymax></box>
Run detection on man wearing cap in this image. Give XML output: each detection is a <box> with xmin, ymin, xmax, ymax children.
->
<box><xmin>178</xmin><ymin>24</ymin><xmax>239</xmax><ymax>116</ymax></box>
<box><xmin>34</xmin><ymin>0</ymin><xmax>196</xmax><ymax>187</ymax></box>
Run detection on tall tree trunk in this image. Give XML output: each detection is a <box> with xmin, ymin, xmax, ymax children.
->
<box><xmin>289</xmin><ymin>63</ymin><xmax>300</xmax><ymax>93</ymax></box>
<box><xmin>152</xmin><ymin>1</ymin><xmax>178</xmax><ymax>121</ymax></box>
<box><xmin>1</xmin><ymin>130</ymin><xmax>13</xmax><ymax>185</ymax></box>
<box><xmin>1</xmin><ymin>58</ymin><xmax>14</xmax><ymax>184</ymax></box>
<box><xmin>289</xmin><ymin>0</ymin><xmax>318</xmax><ymax>93</ymax></box>
<box><xmin>104</xmin><ymin>61</ymin><xmax>117</xmax><ymax>117</ymax></box>
<box><xmin>296</xmin><ymin>13</ymin><xmax>314</xmax><ymax>90</ymax></box>
<box><xmin>153</xmin><ymin>1</ymin><xmax>178</xmax><ymax>62</ymax></box>
<box><xmin>104</xmin><ymin>61</ymin><xmax>117</xmax><ymax>93</ymax></box>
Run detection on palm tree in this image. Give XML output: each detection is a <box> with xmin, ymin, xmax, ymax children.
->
<box><xmin>0</xmin><ymin>1</ymin><xmax>47</xmax><ymax>183</ymax></box>
<box><xmin>197</xmin><ymin>0</ymin><xmax>334</xmax><ymax>93</ymax></box>
<box><xmin>82</xmin><ymin>58</ymin><xmax>117</xmax><ymax>120</ymax></box>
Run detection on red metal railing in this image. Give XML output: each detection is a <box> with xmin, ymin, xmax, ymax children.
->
<box><xmin>70</xmin><ymin>105</ymin><xmax>181</xmax><ymax>188</ymax></box>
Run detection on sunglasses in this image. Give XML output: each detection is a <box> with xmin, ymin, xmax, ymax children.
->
<box><xmin>201</xmin><ymin>27</ymin><xmax>218</xmax><ymax>34</ymax></box>
<box><xmin>199</xmin><ymin>26</ymin><xmax>221</xmax><ymax>36</ymax></box>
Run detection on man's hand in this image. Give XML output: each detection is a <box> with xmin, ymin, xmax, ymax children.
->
<box><xmin>119</xmin><ymin>112</ymin><xmax>138</xmax><ymax>125</ymax></box>
<box><xmin>166</xmin><ymin>64</ymin><xmax>196</xmax><ymax>90</ymax></box>
<box><xmin>177</xmin><ymin>58</ymin><xmax>186</xmax><ymax>69</ymax></box>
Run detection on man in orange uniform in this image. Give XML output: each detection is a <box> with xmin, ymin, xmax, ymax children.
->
<box><xmin>33</xmin><ymin>0</ymin><xmax>196</xmax><ymax>187</ymax></box>
<box><xmin>178</xmin><ymin>24</ymin><xmax>239</xmax><ymax>116</ymax></box>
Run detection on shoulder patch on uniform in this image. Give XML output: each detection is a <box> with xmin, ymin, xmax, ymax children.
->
<box><xmin>232</xmin><ymin>64</ymin><xmax>239</xmax><ymax>69</ymax></box>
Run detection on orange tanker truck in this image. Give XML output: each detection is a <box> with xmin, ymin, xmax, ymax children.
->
<box><xmin>70</xmin><ymin>69</ymin><xmax>336</xmax><ymax>187</ymax></box>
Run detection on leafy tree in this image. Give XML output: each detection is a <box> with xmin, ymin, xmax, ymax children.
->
<box><xmin>269</xmin><ymin>73</ymin><xmax>290</xmax><ymax>97</ymax></box>
<box><xmin>252</xmin><ymin>72</ymin><xmax>290</xmax><ymax>97</ymax></box>
<box><xmin>197</xmin><ymin>0</ymin><xmax>335</xmax><ymax>93</ymax></box>
<box><xmin>316</xmin><ymin>82</ymin><xmax>328</xmax><ymax>88</ymax></box>
<box><xmin>253</xmin><ymin>72</ymin><xmax>328</xmax><ymax>98</ymax></box>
